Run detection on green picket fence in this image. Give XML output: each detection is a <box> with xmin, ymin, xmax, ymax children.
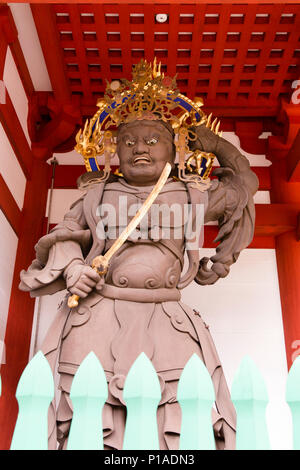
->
<box><xmin>6</xmin><ymin>351</ymin><xmax>300</xmax><ymax>450</ymax></box>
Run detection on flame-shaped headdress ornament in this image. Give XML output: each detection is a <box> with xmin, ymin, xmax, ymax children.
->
<box><xmin>75</xmin><ymin>58</ymin><xmax>221</xmax><ymax>190</ymax></box>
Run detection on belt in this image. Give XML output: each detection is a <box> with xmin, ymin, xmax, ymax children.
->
<box><xmin>99</xmin><ymin>284</ymin><xmax>181</xmax><ymax>302</ymax></box>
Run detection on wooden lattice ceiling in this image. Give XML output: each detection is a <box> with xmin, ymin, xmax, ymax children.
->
<box><xmin>35</xmin><ymin>2</ymin><xmax>300</xmax><ymax>118</ymax></box>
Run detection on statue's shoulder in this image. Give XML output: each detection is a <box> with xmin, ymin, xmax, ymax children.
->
<box><xmin>71</xmin><ymin>180</ymin><xmax>107</xmax><ymax>213</ymax></box>
<box><xmin>103</xmin><ymin>180</ymin><xmax>128</xmax><ymax>192</ymax></box>
<box><xmin>165</xmin><ymin>179</ymin><xmax>187</xmax><ymax>192</ymax></box>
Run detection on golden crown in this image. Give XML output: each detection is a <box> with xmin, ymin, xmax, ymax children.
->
<box><xmin>75</xmin><ymin>58</ymin><xmax>221</xmax><ymax>189</ymax></box>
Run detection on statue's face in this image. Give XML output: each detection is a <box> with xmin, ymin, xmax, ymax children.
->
<box><xmin>117</xmin><ymin>120</ymin><xmax>175</xmax><ymax>186</ymax></box>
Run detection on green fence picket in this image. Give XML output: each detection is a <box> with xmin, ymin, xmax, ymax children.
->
<box><xmin>67</xmin><ymin>351</ymin><xmax>108</xmax><ymax>450</ymax></box>
<box><xmin>123</xmin><ymin>352</ymin><xmax>161</xmax><ymax>450</ymax></box>
<box><xmin>177</xmin><ymin>353</ymin><xmax>215</xmax><ymax>450</ymax></box>
<box><xmin>286</xmin><ymin>355</ymin><xmax>300</xmax><ymax>450</ymax></box>
<box><xmin>9</xmin><ymin>351</ymin><xmax>293</xmax><ymax>450</ymax></box>
<box><xmin>231</xmin><ymin>356</ymin><xmax>270</xmax><ymax>450</ymax></box>
<box><xmin>10</xmin><ymin>351</ymin><xmax>54</xmax><ymax>450</ymax></box>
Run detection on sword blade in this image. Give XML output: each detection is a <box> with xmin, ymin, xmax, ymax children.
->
<box><xmin>93</xmin><ymin>162</ymin><xmax>172</xmax><ymax>266</ymax></box>
<box><xmin>68</xmin><ymin>162</ymin><xmax>172</xmax><ymax>308</ymax></box>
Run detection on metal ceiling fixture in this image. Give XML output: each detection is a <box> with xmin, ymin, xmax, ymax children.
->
<box><xmin>156</xmin><ymin>13</ymin><xmax>168</xmax><ymax>23</ymax></box>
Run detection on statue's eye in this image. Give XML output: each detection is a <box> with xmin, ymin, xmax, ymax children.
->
<box><xmin>125</xmin><ymin>139</ymin><xmax>135</xmax><ymax>147</ymax></box>
<box><xmin>145</xmin><ymin>137</ymin><xmax>158</xmax><ymax>146</ymax></box>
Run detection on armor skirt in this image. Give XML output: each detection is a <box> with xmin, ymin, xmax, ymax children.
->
<box><xmin>42</xmin><ymin>286</ymin><xmax>236</xmax><ymax>450</ymax></box>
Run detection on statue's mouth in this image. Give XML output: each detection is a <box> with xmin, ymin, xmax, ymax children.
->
<box><xmin>133</xmin><ymin>155</ymin><xmax>151</xmax><ymax>165</ymax></box>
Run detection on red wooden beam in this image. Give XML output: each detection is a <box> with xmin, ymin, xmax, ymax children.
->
<box><xmin>0</xmin><ymin>5</ymin><xmax>34</xmax><ymax>97</ymax></box>
<box><xmin>0</xmin><ymin>9</ymin><xmax>8</xmax><ymax>78</ymax></box>
<box><xmin>248</xmin><ymin>235</ymin><xmax>275</xmax><ymax>249</ymax></box>
<box><xmin>27</xmin><ymin>92</ymin><xmax>82</xmax><ymax>159</ymax></box>
<box><xmin>204</xmin><ymin>203</ymin><xmax>299</xmax><ymax>247</ymax></box>
<box><xmin>53</xmin><ymin>163</ymin><xmax>86</xmax><ymax>188</ymax></box>
<box><xmin>7</xmin><ymin>0</ymin><xmax>300</xmax><ymax>3</ymax></box>
<box><xmin>0</xmin><ymin>33</ymin><xmax>6</xmax><ymax>79</ymax></box>
<box><xmin>287</xmin><ymin>129</ymin><xmax>300</xmax><ymax>182</ymax></box>
<box><xmin>254</xmin><ymin>167</ymin><xmax>271</xmax><ymax>191</ymax></box>
<box><xmin>46</xmin><ymin>2</ymin><xmax>300</xmax><ymax>116</ymax></box>
<box><xmin>203</xmin><ymin>226</ymin><xmax>275</xmax><ymax>249</ymax></box>
<box><xmin>0</xmin><ymin>6</ymin><xmax>17</xmax><ymax>45</ymax></box>
<box><xmin>9</xmin><ymin>40</ymin><xmax>34</xmax><ymax>98</ymax></box>
<box><xmin>268</xmin><ymin>141</ymin><xmax>300</xmax><ymax>369</ymax></box>
<box><xmin>276</xmin><ymin>231</ymin><xmax>300</xmax><ymax>369</ymax></box>
<box><xmin>0</xmin><ymin>91</ymin><xmax>33</xmax><ymax>179</ymax></box>
<box><xmin>235</xmin><ymin>120</ymin><xmax>268</xmax><ymax>155</ymax></box>
<box><xmin>80</xmin><ymin>102</ymin><xmax>281</xmax><ymax>119</ymax></box>
<box><xmin>280</xmin><ymin>101</ymin><xmax>300</xmax><ymax>148</ymax></box>
<box><xmin>0</xmin><ymin>7</ymin><xmax>33</xmax><ymax>179</ymax></box>
<box><xmin>0</xmin><ymin>174</ymin><xmax>21</xmax><ymax>236</ymax></box>
<box><xmin>30</xmin><ymin>4</ymin><xmax>71</xmax><ymax>103</ymax></box>
<box><xmin>255</xmin><ymin>203</ymin><xmax>299</xmax><ymax>236</ymax></box>
<box><xmin>0</xmin><ymin>160</ymin><xmax>50</xmax><ymax>450</ymax></box>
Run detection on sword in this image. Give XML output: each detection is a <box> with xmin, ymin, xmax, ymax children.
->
<box><xmin>68</xmin><ymin>162</ymin><xmax>172</xmax><ymax>308</ymax></box>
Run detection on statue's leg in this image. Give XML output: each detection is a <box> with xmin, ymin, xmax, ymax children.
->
<box><xmin>156</xmin><ymin>393</ymin><xmax>233</xmax><ymax>450</ymax></box>
<box><xmin>55</xmin><ymin>377</ymin><xmax>128</xmax><ymax>450</ymax></box>
<box><xmin>157</xmin><ymin>402</ymin><xmax>180</xmax><ymax>450</ymax></box>
<box><xmin>56</xmin><ymin>389</ymin><xmax>72</xmax><ymax>450</ymax></box>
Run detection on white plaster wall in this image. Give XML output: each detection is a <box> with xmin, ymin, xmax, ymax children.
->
<box><xmin>30</xmin><ymin>290</ymin><xmax>66</xmax><ymax>357</ymax></box>
<box><xmin>3</xmin><ymin>48</ymin><xmax>31</xmax><ymax>146</ymax></box>
<box><xmin>254</xmin><ymin>190</ymin><xmax>270</xmax><ymax>204</ymax></box>
<box><xmin>181</xmin><ymin>249</ymin><xmax>291</xmax><ymax>450</ymax></box>
<box><xmin>46</xmin><ymin>188</ymin><xmax>83</xmax><ymax>224</ymax></box>
<box><xmin>8</xmin><ymin>3</ymin><xmax>52</xmax><ymax>92</ymax></box>
<box><xmin>0</xmin><ymin>123</ymin><xmax>26</xmax><ymax>210</ymax></box>
<box><xmin>0</xmin><ymin>210</ymin><xmax>18</xmax><ymax>363</ymax></box>
<box><xmin>0</xmin><ymin>43</ymin><xmax>29</xmax><ymax>362</ymax></box>
<box><xmin>222</xmin><ymin>131</ymin><xmax>272</xmax><ymax>167</ymax></box>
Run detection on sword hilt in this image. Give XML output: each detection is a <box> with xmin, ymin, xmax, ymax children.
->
<box><xmin>67</xmin><ymin>255</ymin><xmax>109</xmax><ymax>308</ymax></box>
<box><xmin>67</xmin><ymin>294</ymin><xmax>80</xmax><ymax>309</ymax></box>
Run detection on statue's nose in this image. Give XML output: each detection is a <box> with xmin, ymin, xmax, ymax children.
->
<box><xmin>133</xmin><ymin>137</ymin><xmax>149</xmax><ymax>154</ymax></box>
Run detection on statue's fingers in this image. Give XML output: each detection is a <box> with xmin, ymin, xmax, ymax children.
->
<box><xmin>68</xmin><ymin>288</ymin><xmax>87</xmax><ymax>299</ymax></box>
<box><xmin>81</xmin><ymin>275</ymin><xmax>98</xmax><ymax>288</ymax></box>
<box><xmin>83</xmin><ymin>267</ymin><xmax>101</xmax><ymax>282</ymax></box>
<box><xmin>69</xmin><ymin>284</ymin><xmax>92</xmax><ymax>298</ymax></box>
<box><xmin>96</xmin><ymin>277</ymin><xmax>105</xmax><ymax>291</ymax></box>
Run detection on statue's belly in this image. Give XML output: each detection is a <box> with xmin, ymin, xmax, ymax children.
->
<box><xmin>105</xmin><ymin>243</ymin><xmax>182</xmax><ymax>289</ymax></box>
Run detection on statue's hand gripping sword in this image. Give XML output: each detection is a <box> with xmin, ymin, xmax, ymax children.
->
<box><xmin>68</xmin><ymin>162</ymin><xmax>172</xmax><ymax>308</ymax></box>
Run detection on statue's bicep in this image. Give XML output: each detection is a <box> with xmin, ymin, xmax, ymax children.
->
<box><xmin>204</xmin><ymin>182</ymin><xmax>226</xmax><ymax>224</ymax></box>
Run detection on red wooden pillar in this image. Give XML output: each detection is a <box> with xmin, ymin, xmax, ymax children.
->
<box><xmin>268</xmin><ymin>134</ymin><xmax>300</xmax><ymax>370</ymax></box>
<box><xmin>276</xmin><ymin>231</ymin><xmax>300</xmax><ymax>368</ymax></box>
<box><xmin>0</xmin><ymin>159</ymin><xmax>50</xmax><ymax>450</ymax></box>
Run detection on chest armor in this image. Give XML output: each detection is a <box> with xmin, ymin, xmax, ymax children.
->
<box><xmin>99</xmin><ymin>180</ymin><xmax>189</xmax><ymax>289</ymax></box>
